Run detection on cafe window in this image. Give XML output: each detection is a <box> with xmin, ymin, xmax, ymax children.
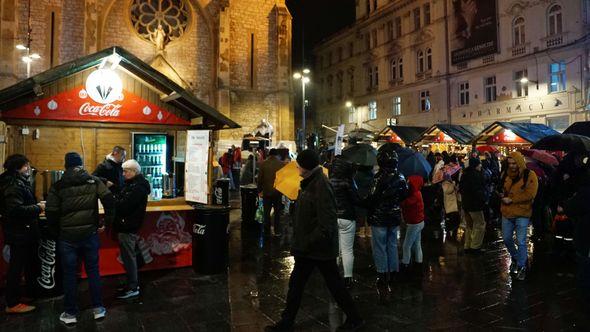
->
<box><xmin>413</xmin><ymin>7</ymin><xmax>421</xmax><ymax>31</ymax></box>
<box><xmin>368</xmin><ymin>101</ymin><xmax>378</xmax><ymax>120</ymax></box>
<box><xmin>513</xmin><ymin>17</ymin><xmax>525</xmax><ymax>46</ymax></box>
<box><xmin>393</xmin><ymin>96</ymin><xmax>401</xmax><ymax>116</ymax></box>
<box><xmin>420</xmin><ymin>90</ymin><xmax>430</xmax><ymax>112</ymax></box>
<box><xmin>459</xmin><ymin>82</ymin><xmax>469</xmax><ymax>106</ymax></box>
<box><xmin>424</xmin><ymin>3</ymin><xmax>431</xmax><ymax>25</ymax></box>
<box><xmin>547</xmin><ymin>115</ymin><xmax>569</xmax><ymax>132</ymax></box>
<box><xmin>514</xmin><ymin>69</ymin><xmax>528</xmax><ymax>97</ymax></box>
<box><xmin>484</xmin><ymin>76</ymin><xmax>497</xmax><ymax>102</ymax></box>
<box><xmin>548</xmin><ymin>4</ymin><xmax>563</xmax><ymax>36</ymax></box>
<box><xmin>550</xmin><ymin>61</ymin><xmax>566</xmax><ymax>92</ymax></box>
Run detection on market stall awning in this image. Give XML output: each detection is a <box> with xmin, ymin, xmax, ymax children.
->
<box><xmin>0</xmin><ymin>46</ymin><xmax>239</xmax><ymax>130</ymax></box>
<box><xmin>564</xmin><ymin>121</ymin><xmax>590</xmax><ymax>137</ymax></box>
<box><xmin>415</xmin><ymin>124</ymin><xmax>480</xmax><ymax>145</ymax></box>
<box><xmin>472</xmin><ymin>122</ymin><xmax>559</xmax><ymax>145</ymax></box>
<box><xmin>376</xmin><ymin>126</ymin><xmax>427</xmax><ymax>145</ymax></box>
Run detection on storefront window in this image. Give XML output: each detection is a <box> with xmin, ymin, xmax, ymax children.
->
<box><xmin>547</xmin><ymin>115</ymin><xmax>569</xmax><ymax>132</ymax></box>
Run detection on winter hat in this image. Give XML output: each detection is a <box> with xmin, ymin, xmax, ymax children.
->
<box><xmin>508</xmin><ymin>151</ymin><xmax>526</xmax><ymax>172</ymax></box>
<box><xmin>296</xmin><ymin>149</ymin><xmax>320</xmax><ymax>171</ymax></box>
<box><xmin>65</xmin><ymin>152</ymin><xmax>83</xmax><ymax>169</ymax></box>
<box><xmin>468</xmin><ymin>156</ymin><xmax>481</xmax><ymax>168</ymax></box>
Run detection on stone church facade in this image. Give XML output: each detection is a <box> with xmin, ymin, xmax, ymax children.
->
<box><xmin>0</xmin><ymin>0</ymin><xmax>294</xmax><ymax>146</ymax></box>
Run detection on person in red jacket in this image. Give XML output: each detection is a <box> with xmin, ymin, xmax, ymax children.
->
<box><xmin>400</xmin><ymin>175</ymin><xmax>425</xmax><ymax>273</ymax></box>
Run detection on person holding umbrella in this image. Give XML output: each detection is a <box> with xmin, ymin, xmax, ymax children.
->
<box><xmin>459</xmin><ymin>157</ymin><xmax>487</xmax><ymax>254</ymax></box>
<box><xmin>365</xmin><ymin>145</ymin><xmax>408</xmax><ymax>297</ymax></box>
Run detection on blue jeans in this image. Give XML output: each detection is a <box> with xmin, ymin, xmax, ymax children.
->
<box><xmin>371</xmin><ymin>226</ymin><xmax>399</xmax><ymax>273</ymax></box>
<box><xmin>502</xmin><ymin>217</ymin><xmax>529</xmax><ymax>268</ymax></box>
<box><xmin>59</xmin><ymin>233</ymin><xmax>103</xmax><ymax>315</ymax></box>
<box><xmin>402</xmin><ymin>222</ymin><xmax>424</xmax><ymax>265</ymax></box>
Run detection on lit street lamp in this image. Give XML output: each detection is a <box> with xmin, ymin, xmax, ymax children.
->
<box><xmin>293</xmin><ymin>69</ymin><xmax>310</xmax><ymax>150</ymax></box>
<box><xmin>519</xmin><ymin>76</ymin><xmax>539</xmax><ymax>90</ymax></box>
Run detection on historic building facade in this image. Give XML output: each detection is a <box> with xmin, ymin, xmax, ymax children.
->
<box><xmin>313</xmin><ymin>0</ymin><xmax>590</xmax><ymax>135</ymax></box>
<box><xmin>0</xmin><ymin>0</ymin><xmax>294</xmax><ymax>146</ymax></box>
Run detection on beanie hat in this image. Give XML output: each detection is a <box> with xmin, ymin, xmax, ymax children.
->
<box><xmin>65</xmin><ymin>152</ymin><xmax>83</xmax><ymax>169</ymax></box>
<box><xmin>296</xmin><ymin>149</ymin><xmax>320</xmax><ymax>171</ymax></box>
<box><xmin>468</xmin><ymin>156</ymin><xmax>481</xmax><ymax>168</ymax></box>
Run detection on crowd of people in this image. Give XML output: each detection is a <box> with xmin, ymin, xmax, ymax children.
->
<box><xmin>0</xmin><ymin>146</ymin><xmax>151</xmax><ymax>325</ymax></box>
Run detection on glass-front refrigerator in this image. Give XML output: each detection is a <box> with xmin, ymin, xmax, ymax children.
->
<box><xmin>132</xmin><ymin>133</ymin><xmax>171</xmax><ymax>200</ymax></box>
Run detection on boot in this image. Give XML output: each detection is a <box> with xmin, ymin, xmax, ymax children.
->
<box><xmin>375</xmin><ymin>273</ymin><xmax>389</xmax><ymax>301</ymax></box>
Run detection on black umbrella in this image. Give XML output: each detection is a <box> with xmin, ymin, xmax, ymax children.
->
<box><xmin>342</xmin><ymin>143</ymin><xmax>377</xmax><ymax>166</ymax></box>
<box><xmin>532</xmin><ymin>134</ymin><xmax>590</xmax><ymax>153</ymax></box>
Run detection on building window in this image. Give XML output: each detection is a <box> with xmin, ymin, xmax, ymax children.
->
<box><xmin>420</xmin><ymin>90</ymin><xmax>430</xmax><ymax>112</ymax></box>
<box><xmin>349</xmin><ymin>105</ymin><xmax>356</xmax><ymax>123</ymax></box>
<box><xmin>368</xmin><ymin>101</ymin><xmax>378</xmax><ymax>120</ymax></box>
<box><xmin>365</xmin><ymin>33</ymin><xmax>371</xmax><ymax>50</ymax></box>
<box><xmin>393</xmin><ymin>96</ymin><xmax>401</xmax><ymax>115</ymax></box>
<box><xmin>349</xmin><ymin>68</ymin><xmax>355</xmax><ymax>94</ymax></box>
<box><xmin>417</xmin><ymin>50</ymin><xmax>424</xmax><ymax>73</ymax></box>
<box><xmin>337</xmin><ymin>72</ymin><xmax>344</xmax><ymax>99</ymax></box>
<box><xmin>374</xmin><ymin>66</ymin><xmax>379</xmax><ymax>88</ymax></box>
<box><xmin>395</xmin><ymin>17</ymin><xmax>402</xmax><ymax>37</ymax></box>
<box><xmin>513</xmin><ymin>17</ymin><xmax>525</xmax><ymax>46</ymax></box>
<box><xmin>327</xmin><ymin>75</ymin><xmax>334</xmax><ymax>101</ymax></box>
<box><xmin>413</xmin><ymin>7</ymin><xmax>421</xmax><ymax>31</ymax></box>
<box><xmin>398</xmin><ymin>57</ymin><xmax>404</xmax><ymax>79</ymax></box>
<box><xmin>550</xmin><ymin>61</ymin><xmax>566</xmax><ymax>92</ymax></box>
<box><xmin>484</xmin><ymin>76</ymin><xmax>497</xmax><ymax>102</ymax></box>
<box><xmin>426</xmin><ymin>48</ymin><xmax>432</xmax><ymax>71</ymax></box>
<box><xmin>349</xmin><ymin>42</ymin><xmax>354</xmax><ymax>57</ymax></box>
<box><xmin>372</xmin><ymin>29</ymin><xmax>378</xmax><ymax>48</ymax></box>
<box><xmin>367</xmin><ymin>67</ymin><xmax>373</xmax><ymax>90</ymax></box>
<box><xmin>387</xmin><ymin>21</ymin><xmax>394</xmax><ymax>41</ymax></box>
<box><xmin>547</xmin><ymin>115</ymin><xmax>569</xmax><ymax>132</ymax></box>
<box><xmin>548</xmin><ymin>4</ymin><xmax>563</xmax><ymax>36</ymax></box>
<box><xmin>390</xmin><ymin>58</ymin><xmax>397</xmax><ymax>81</ymax></box>
<box><xmin>328</xmin><ymin>51</ymin><xmax>333</xmax><ymax>66</ymax></box>
<box><xmin>459</xmin><ymin>82</ymin><xmax>469</xmax><ymax>106</ymax></box>
<box><xmin>424</xmin><ymin>3</ymin><xmax>431</xmax><ymax>25</ymax></box>
<box><xmin>514</xmin><ymin>70</ymin><xmax>528</xmax><ymax>97</ymax></box>
<box><xmin>338</xmin><ymin>47</ymin><xmax>343</xmax><ymax>62</ymax></box>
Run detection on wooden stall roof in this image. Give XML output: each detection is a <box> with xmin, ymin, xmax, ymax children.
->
<box><xmin>564</xmin><ymin>121</ymin><xmax>590</xmax><ymax>137</ymax></box>
<box><xmin>377</xmin><ymin>126</ymin><xmax>428</xmax><ymax>144</ymax></box>
<box><xmin>416</xmin><ymin>124</ymin><xmax>481</xmax><ymax>145</ymax></box>
<box><xmin>0</xmin><ymin>46</ymin><xmax>239</xmax><ymax>130</ymax></box>
<box><xmin>472</xmin><ymin>122</ymin><xmax>559</xmax><ymax>145</ymax></box>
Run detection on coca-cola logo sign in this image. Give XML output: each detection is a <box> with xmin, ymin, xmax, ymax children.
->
<box><xmin>37</xmin><ymin>239</ymin><xmax>57</xmax><ymax>290</ymax></box>
<box><xmin>79</xmin><ymin>102</ymin><xmax>122</xmax><ymax>117</ymax></box>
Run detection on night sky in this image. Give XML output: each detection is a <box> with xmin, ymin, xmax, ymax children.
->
<box><xmin>286</xmin><ymin>0</ymin><xmax>356</xmax><ymax>69</ymax></box>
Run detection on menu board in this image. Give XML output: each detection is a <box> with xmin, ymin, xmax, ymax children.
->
<box><xmin>185</xmin><ymin>130</ymin><xmax>210</xmax><ymax>204</ymax></box>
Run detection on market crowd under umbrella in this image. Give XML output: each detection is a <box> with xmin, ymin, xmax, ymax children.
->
<box><xmin>342</xmin><ymin>143</ymin><xmax>378</xmax><ymax>166</ymax></box>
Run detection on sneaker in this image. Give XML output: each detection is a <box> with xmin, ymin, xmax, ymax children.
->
<box><xmin>5</xmin><ymin>303</ymin><xmax>35</xmax><ymax>314</ymax></box>
<box><xmin>93</xmin><ymin>306</ymin><xmax>106</xmax><ymax>320</ymax></box>
<box><xmin>117</xmin><ymin>288</ymin><xmax>140</xmax><ymax>299</ymax></box>
<box><xmin>516</xmin><ymin>266</ymin><xmax>526</xmax><ymax>281</ymax></box>
<box><xmin>509</xmin><ymin>261</ymin><xmax>518</xmax><ymax>274</ymax></box>
<box><xmin>337</xmin><ymin>319</ymin><xmax>365</xmax><ymax>331</ymax></box>
<box><xmin>264</xmin><ymin>320</ymin><xmax>294</xmax><ymax>332</ymax></box>
<box><xmin>59</xmin><ymin>312</ymin><xmax>77</xmax><ymax>325</ymax></box>
<box><xmin>117</xmin><ymin>285</ymin><xmax>140</xmax><ymax>292</ymax></box>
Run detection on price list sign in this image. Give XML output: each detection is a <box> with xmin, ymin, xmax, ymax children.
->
<box><xmin>185</xmin><ymin>130</ymin><xmax>210</xmax><ymax>204</ymax></box>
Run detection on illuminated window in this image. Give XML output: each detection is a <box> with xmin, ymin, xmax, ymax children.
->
<box><xmin>393</xmin><ymin>96</ymin><xmax>401</xmax><ymax>115</ymax></box>
<box><xmin>550</xmin><ymin>61</ymin><xmax>566</xmax><ymax>92</ymax></box>
<box><xmin>368</xmin><ymin>101</ymin><xmax>378</xmax><ymax>120</ymax></box>
<box><xmin>420</xmin><ymin>90</ymin><xmax>430</xmax><ymax>112</ymax></box>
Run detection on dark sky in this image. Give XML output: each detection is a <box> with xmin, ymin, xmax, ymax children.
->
<box><xmin>286</xmin><ymin>0</ymin><xmax>356</xmax><ymax>69</ymax></box>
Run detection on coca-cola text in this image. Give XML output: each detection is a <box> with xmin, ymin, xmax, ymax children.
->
<box><xmin>79</xmin><ymin>102</ymin><xmax>122</xmax><ymax>117</ymax></box>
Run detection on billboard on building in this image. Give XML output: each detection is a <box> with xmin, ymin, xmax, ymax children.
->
<box><xmin>450</xmin><ymin>0</ymin><xmax>498</xmax><ymax>64</ymax></box>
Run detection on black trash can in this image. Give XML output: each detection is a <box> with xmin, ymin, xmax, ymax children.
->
<box><xmin>192</xmin><ymin>205</ymin><xmax>230</xmax><ymax>274</ymax></box>
<box><xmin>240</xmin><ymin>184</ymin><xmax>258</xmax><ymax>230</ymax></box>
<box><xmin>36</xmin><ymin>218</ymin><xmax>63</xmax><ymax>298</ymax></box>
<box><xmin>213</xmin><ymin>178</ymin><xmax>230</xmax><ymax>206</ymax></box>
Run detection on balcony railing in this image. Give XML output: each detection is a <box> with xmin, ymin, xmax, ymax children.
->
<box><xmin>511</xmin><ymin>44</ymin><xmax>527</xmax><ymax>57</ymax></box>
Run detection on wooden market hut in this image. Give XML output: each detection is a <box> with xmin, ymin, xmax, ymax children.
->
<box><xmin>472</xmin><ymin>122</ymin><xmax>559</xmax><ymax>148</ymax></box>
<box><xmin>414</xmin><ymin>124</ymin><xmax>480</xmax><ymax>152</ymax></box>
<box><xmin>376</xmin><ymin>125</ymin><xmax>428</xmax><ymax>146</ymax></box>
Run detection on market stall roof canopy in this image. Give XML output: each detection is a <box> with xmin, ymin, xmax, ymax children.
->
<box><xmin>415</xmin><ymin>124</ymin><xmax>480</xmax><ymax>145</ymax></box>
<box><xmin>377</xmin><ymin>126</ymin><xmax>428</xmax><ymax>144</ymax></box>
<box><xmin>472</xmin><ymin>122</ymin><xmax>559</xmax><ymax>145</ymax></box>
<box><xmin>563</xmin><ymin>121</ymin><xmax>590</xmax><ymax>137</ymax></box>
<box><xmin>0</xmin><ymin>46</ymin><xmax>240</xmax><ymax>130</ymax></box>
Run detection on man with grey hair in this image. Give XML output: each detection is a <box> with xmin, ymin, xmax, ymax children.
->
<box><xmin>113</xmin><ymin>159</ymin><xmax>151</xmax><ymax>299</ymax></box>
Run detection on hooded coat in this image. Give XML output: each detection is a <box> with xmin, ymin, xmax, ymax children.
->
<box><xmin>0</xmin><ymin>171</ymin><xmax>41</xmax><ymax>245</ymax></box>
<box><xmin>501</xmin><ymin>151</ymin><xmax>539</xmax><ymax>219</ymax></box>
<box><xmin>401</xmin><ymin>175</ymin><xmax>425</xmax><ymax>224</ymax></box>
<box><xmin>329</xmin><ymin>158</ymin><xmax>361</xmax><ymax>221</ymax></box>
<box><xmin>93</xmin><ymin>154</ymin><xmax>124</xmax><ymax>194</ymax></box>
<box><xmin>114</xmin><ymin>173</ymin><xmax>151</xmax><ymax>233</ymax></box>
<box><xmin>366</xmin><ymin>167</ymin><xmax>408</xmax><ymax>228</ymax></box>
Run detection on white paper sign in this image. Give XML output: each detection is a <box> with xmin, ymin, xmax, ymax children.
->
<box><xmin>334</xmin><ymin>124</ymin><xmax>345</xmax><ymax>156</ymax></box>
<box><xmin>185</xmin><ymin>130</ymin><xmax>210</xmax><ymax>204</ymax></box>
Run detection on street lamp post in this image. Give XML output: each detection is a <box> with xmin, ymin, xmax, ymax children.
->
<box><xmin>293</xmin><ymin>69</ymin><xmax>310</xmax><ymax>150</ymax></box>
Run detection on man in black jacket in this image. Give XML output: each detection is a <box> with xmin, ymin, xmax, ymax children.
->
<box><xmin>46</xmin><ymin>152</ymin><xmax>115</xmax><ymax>325</ymax></box>
<box><xmin>459</xmin><ymin>157</ymin><xmax>487</xmax><ymax>253</ymax></box>
<box><xmin>114</xmin><ymin>159</ymin><xmax>151</xmax><ymax>299</ymax></box>
<box><xmin>266</xmin><ymin>150</ymin><xmax>363</xmax><ymax>332</ymax></box>
<box><xmin>93</xmin><ymin>146</ymin><xmax>126</xmax><ymax>195</ymax></box>
<box><xmin>0</xmin><ymin>154</ymin><xmax>43</xmax><ymax>314</ymax></box>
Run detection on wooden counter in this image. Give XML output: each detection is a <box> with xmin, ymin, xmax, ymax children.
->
<box><xmin>98</xmin><ymin>197</ymin><xmax>194</xmax><ymax>214</ymax></box>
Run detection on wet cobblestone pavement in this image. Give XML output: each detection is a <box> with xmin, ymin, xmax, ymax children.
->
<box><xmin>1</xmin><ymin>205</ymin><xmax>589</xmax><ymax>331</ymax></box>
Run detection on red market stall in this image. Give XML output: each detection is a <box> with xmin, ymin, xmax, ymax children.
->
<box><xmin>471</xmin><ymin>122</ymin><xmax>559</xmax><ymax>154</ymax></box>
<box><xmin>376</xmin><ymin>125</ymin><xmax>427</xmax><ymax>147</ymax></box>
<box><xmin>414</xmin><ymin>124</ymin><xmax>481</xmax><ymax>155</ymax></box>
<box><xmin>0</xmin><ymin>47</ymin><xmax>239</xmax><ymax>289</ymax></box>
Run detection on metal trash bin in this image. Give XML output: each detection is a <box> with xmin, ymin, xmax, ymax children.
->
<box><xmin>192</xmin><ymin>205</ymin><xmax>230</xmax><ymax>274</ymax></box>
<box><xmin>240</xmin><ymin>184</ymin><xmax>258</xmax><ymax>230</ymax></box>
<box><xmin>213</xmin><ymin>178</ymin><xmax>230</xmax><ymax>206</ymax></box>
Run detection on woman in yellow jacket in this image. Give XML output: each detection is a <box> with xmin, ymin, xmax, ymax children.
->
<box><xmin>500</xmin><ymin>151</ymin><xmax>538</xmax><ymax>281</ymax></box>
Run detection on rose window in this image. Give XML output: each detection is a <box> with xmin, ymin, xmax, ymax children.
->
<box><xmin>130</xmin><ymin>0</ymin><xmax>191</xmax><ymax>43</ymax></box>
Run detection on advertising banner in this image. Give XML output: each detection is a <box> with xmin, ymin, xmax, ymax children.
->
<box><xmin>450</xmin><ymin>0</ymin><xmax>498</xmax><ymax>64</ymax></box>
